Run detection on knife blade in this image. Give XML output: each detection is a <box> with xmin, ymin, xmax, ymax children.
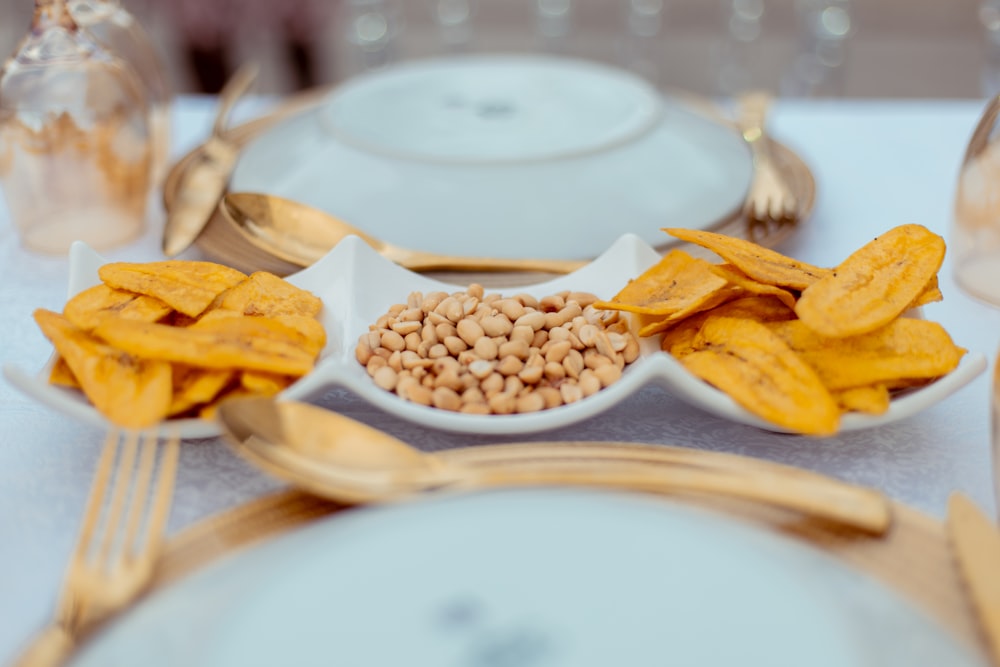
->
<box><xmin>162</xmin><ymin>63</ymin><xmax>260</xmax><ymax>257</ymax></box>
<box><xmin>947</xmin><ymin>492</ymin><xmax>1000</xmax><ymax>664</ymax></box>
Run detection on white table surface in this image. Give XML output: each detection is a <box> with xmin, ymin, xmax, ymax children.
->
<box><xmin>2</xmin><ymin>94</ymin><xmax>999</xmax><ymax>665</ymax></box>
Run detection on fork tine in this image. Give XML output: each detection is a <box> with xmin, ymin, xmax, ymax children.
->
<box><xmin>72</xmin><ymin>430</ymin><xmax>121</xmax><ymax>565</ymax></box>
<box><xmin>770</xmin><ymin>197</ymin><xmax>785</xmax><ymax>224</ymax></box>
<box><xmin>120</xmin><ymin>430</ymin><xmax>161</xmax><ymax>560</ymax></box>
<box><xmin>782</xmin><ymin>194</ymin><xmax>799</xmax><ymax>220</ymax></box>
<box><xmin>96</xmin><ymin>430</ymin><xmax>140</xmax><ymax>565</ymax></box>
<box><xmin>18</xmin><ymin>428</ymin><xmax>181</xmax><ymax>664</ymax></box>
<box><xmin>142</xmin><ymin>429</ymin><xmax>180</xmax><ymax>555</ymax></box>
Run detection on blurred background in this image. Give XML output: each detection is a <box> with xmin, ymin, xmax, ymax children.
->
<box><xmin>0</xmin><ymin>0</ymin><xmax>994</xmax><ymax>99</ymax></box>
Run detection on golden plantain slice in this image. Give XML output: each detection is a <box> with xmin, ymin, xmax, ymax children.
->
<box><xmin>194</xmin><ymin>310</ymin><xmax>327</xmax><ymax>358</ymax></box>
<box><xmin>794</xmin><ymin>224</ymin><xmax>946</xmax><ymax>338</ymax></box>
<box><xmin>636</xmin><ymin>288</ymin><xmax>743</xmax><ymax>337</ymax></box>
<box><xmin>34</xmin><ymin>309</ymin><xmax>173</xmax><ymax>428</ymax></box>
<box><xmin>908</xmin><ymin>275</ymin><xmax>943</xmax><ymax>309</ymax></box>
<box><xmin>832</xmin><ymin>384</ymin><xmax>891</xmax><ymax>415</ymax></box>
<box><xmin>594</xmin><ymin>249</ymin><xmax>731</xmax><ymax>316</ymax></box>
<box><xmin>240</xmin><ymin>370</ymin><xmax>295</xmax><ymax>396</ymax></box>
<box><xmin>680</xmin><ymin>316</ymin><xmax>840</xmax><ymax>436</ymax></box>
<box><xmin>708</xmin><ymin>263</ymin><xmax>798</xmax><ymax>310</ymax></box>
<box><xmin>93</xmin><ymin>316</ymin><xmax>318</xmax><ymax>376</ymax></box>
<box><xmin>664</xmin><ymin>227</ymin><xmax>831</xmax><ymax>290</ymax></box>
<box><xmin>64</xmin><ymin>284</ymin><xmax>173</xmax><ymax>331</ymax></box>
<box><xmin>214</xmin><ymin>271</ymin><xmax>323</xmax><ymax>318</ymax></box>
<box><xmin>48</xmin><ymin>357</ymin><xmax>80</xmax><ymax>389</ymax></box>
<box><xmin>168</xmin><ymin>366</ymin><xmax>235</xmax><ymax>417</ymax></box>
<box><xmin>660</xmin><ymin>295</ymin><xmax>797</xmax><ymax>357</ymax></box>
<box><xmin>99</xmin><ymin>260</ymin><xmax>247</xmax><ymax>318</ymax></box>
<box><xmin>766</xmin><ymin>318</ymin><xmax>964</xmax><ymax>390</ymax></box>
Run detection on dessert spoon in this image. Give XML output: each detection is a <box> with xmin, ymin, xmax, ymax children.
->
<box><xmin>162</xmin><ymin>63</ymin><xmax>259</xmax><ymax>257</ymax></box>
<box><xmin>215</xmin><ymin>396</ymin><xmax>892</xmax><ymax>534</ymax></box>
<box><xmin>221</xmin><ymin>192</ymin><xmax>588</xmax><ymax>274</ymax></box>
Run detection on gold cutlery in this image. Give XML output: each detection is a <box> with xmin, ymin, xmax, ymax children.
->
<box><xmin>215</xmin><ymin>397</ymin><xmax>892</xmax><ymax>534</ymax></box>
<box><xmin>946</xmin><ymin>493</ymin><xmax>1000</xmax><ymax>665</ymax></box>
<box><xmin>161</xmin><ymin>63</ymin><xmax>259</xmax><ymax>257</ymax></box>
<box><xmin>738</xmin><ymin>91</ymin><xmax>800</xmax><ymax>237</ymax></box>
<box><xmin>13</xmin><ymin>429</ymin><xmax>180</xmax><ymax>667</ymax></box>
<box><xmin>220</xmin><ymin>191</ymin><xmax>589</xmax><ymax>274</ymax></box>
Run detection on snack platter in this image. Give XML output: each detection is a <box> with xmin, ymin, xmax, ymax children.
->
<box><xmin>2</xmin><ymin>232</ymin><xmax>986</xmax><ymax>440</ymax></box>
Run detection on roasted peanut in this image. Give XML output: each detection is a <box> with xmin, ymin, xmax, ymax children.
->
<box><xmin>356</xmin><ymin>285</ymin><xmax>639</xmax><ymax>414</ymax></box>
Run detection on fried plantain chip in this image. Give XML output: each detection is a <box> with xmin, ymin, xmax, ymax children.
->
<box><xmin>664</xmin><ymin>227</ymin><xmax>831</xmax><ymax>290</ymax></box>
<box><xmin>240</xmin><ymin>370</ymin><xmax>295</xmax><ymax>396</ymax></box>
<box><xmin>48</xmin><ymin>357</ymin><xmax>80</xmax><ymax>389</ymax></box>
<box><xmin>708</xmin><ymin>263</ymin><xmax>798</xmax><ymax>310</ymax></box>
<box><xmin>64</xmin><ymin>284</ymin><xmax>174</xmax><ymax>331</ymax></box>
<box><xmin>99</xmin><ymin>260</ymin><xmax>247</xmax><ymax>318</ymax></box>
<box><xmin>168</xmin><ymin>366</ymin><xmax>234</xmax><ymax>417</ymax></box>
<box><xmin>766</xmin><ymin>317</ymin><xmax>964</xmax><ymax>390</ymax></box>
<box><xmin>660</xmin><ymin>295</ymin><xmax>797</xmax><ymax>357</ymax></box>
<box><xmin>636</xmin><ymin>287</ymin><xmax>743</xmax><ymax>337</ymax></box>
<box><xmin>908</xmin><ymin>275</ymin><xmax>943</xmax><ymax>309</ymax></box>
<box><xmin>832</xmin><ymin>384</ymin><xmax>891</xmax><ymax>415</ymax></box>
<box><xmin>93</xmin><ymin>316</ymin><xmax>317</xmax><ymax>376</ymax></box>
<box><xmin>36</xmin><ymin>259</ymin><xmax>327</xmax><ymax>426</ymax></box>
<box><xmin>794</xmin><ymin>224</ymin><xmax>946</xmax><ymax>337</ymax></box>
<box><xmin>594</xmin><ymin>249</ymin><xmax>732</xmax><ymax>316</ymax></box>
<box><xmin>194</xmin><ymin>310</ymin><xmax>327</xmax><ymax>358</ymax></box>
<box><xmin>34</xmin><ymin>309</ymin><xmax>173</xmax><ymax>427</ymax></box>
<box><xmin>680</xmin><ymin>316</ymin><xmax>840</xmax><ymax>436</ymax></box>
<box><xmin>214</xmin><ymin>271</ymin><xmax>322</xmax><ymax>318</ymax></box>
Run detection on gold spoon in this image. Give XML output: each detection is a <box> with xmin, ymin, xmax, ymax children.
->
<box><xmin>215</xmin><ymin>397</ymin><xmax>892</xmax><ymax>534</ymax></box>
<box><xmin>162</xmin><ymin>63</ymin><xmax>260</xmax><ymax>257</ymax></box>
<box><xmin>221</xmin><ymin>192</ymin><xmax>589</xmax><ymax>274</ymax></box>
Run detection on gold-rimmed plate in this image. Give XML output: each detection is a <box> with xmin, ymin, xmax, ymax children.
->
<box><xmin>164</xmin><ymin>84</ymin><xmax>814</xmax><ymax>277</ymax></box>
<box><xmin>72</xmin><ymin>487</ymin><xmax>986</xmax><ymax>667</ymax></box>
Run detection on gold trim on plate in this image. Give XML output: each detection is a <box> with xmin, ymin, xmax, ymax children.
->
<box><xmin>148</xmin><ymin>472</ymin><xmax>984</xmax><ymax>662</ymax></box>
<box><xmin>162</xmin><ymin>90</ymin><xmax>816</xmax><ymax>283</ymax></box>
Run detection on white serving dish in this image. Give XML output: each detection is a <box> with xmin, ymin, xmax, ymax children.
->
<box><xmin>2</xmin><ymin>235</ymin><xmax>986</xmax><ymax>439</ymax></box>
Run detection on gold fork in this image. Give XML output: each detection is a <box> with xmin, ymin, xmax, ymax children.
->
<box><xmin>738</xmin><ymin>91</ymin><xmax>800</xmax><ymax>240</ymax></box>
<box><xmin>13</xmin><ymin>429</ymin><xmax>180</xmax><ymax>667</ymax></box>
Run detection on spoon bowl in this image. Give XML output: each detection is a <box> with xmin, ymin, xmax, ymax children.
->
<box><xmin>162</xmin><ymin>64</ymin><xmax>260</xmax><ymax>257</ymax></box>
<box><xmin>221</xmin><ymin>192</ymin><xmax>588</xmax><ymax>274</ymax></box>
<box><xmin>215</xmin><ymin>396</ymin><xmax>892</xmax><ymax>533</ymax></box>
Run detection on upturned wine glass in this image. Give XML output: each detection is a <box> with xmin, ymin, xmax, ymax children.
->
<box><xmin>0</xmin><ymin>0</ymin><xmax>153</xmax><ymax>253</ymax></box>
<box><xmin>68</xmin><ymin>0</ymin><xmax>171</xmax><ymax>183</ymax></box>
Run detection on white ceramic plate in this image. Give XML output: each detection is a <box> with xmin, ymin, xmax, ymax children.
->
<box><xmin>1</xmin><ymin>235</ymin><xmax>987</xmax><ymax>440</ymax></box>
<box><xmin>229</xmin><ymin>54</ymin><xmax>755</xmax><ymax>261</ymax></box>
<box><xmin>67</xmin><ymin>488</ymin><xmax>985</xmax><ymax>667</ymax></box>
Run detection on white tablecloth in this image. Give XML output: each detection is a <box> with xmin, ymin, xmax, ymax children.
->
<box><xmin>1</xmin><ymin>95</ymin><xmax>998</xmax><ymax>664</ymax></box>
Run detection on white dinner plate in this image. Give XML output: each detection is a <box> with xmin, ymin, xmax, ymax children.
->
<box><xmin>229</xmin><ymin>54</ymin><xmax>755</xmax><ymax>261</ymax></box>
<box><xmin>1</xmin><ymin>235</ymin><xmax>987</xmax><ymax>439</ymax></box>
<box><xmin>68</xmin><ymin>488</ymin><xmax>985</xmax><ymax>667</ymax></box>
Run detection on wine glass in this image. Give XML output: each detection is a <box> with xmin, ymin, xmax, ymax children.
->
<box><xmin>781</xmin><ymin>0</ymin><xmax>853</xmax><ymax>98</ymax></box>
<box><xmin>535</xmin><ymin>0</ymin><xmax>574</xmax><ymax>54</ymax></box>
<box><xmin>340</xmin><ymin>0</ymin><xmax>403</xmax><ymax>76</ymax></box>
<box><xmin>0</xmin><ymin>0</ymin><xmax>153</xmax><ymax>254</ymax></box>
<box><xmin>67</xmin><ymin>0</ymin><xmax>171</xmax><ymax>184</ymax></box>
<box><xmin>952</xmin><ymin>93</ymin><xmax>1000</xmax><ymax>307</ymax></box>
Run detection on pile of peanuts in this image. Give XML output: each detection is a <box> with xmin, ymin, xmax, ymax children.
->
<box><xmin>355</xmin><ymin>284</ymin><xmax>641</xmax><ymax>414</ymax></box>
